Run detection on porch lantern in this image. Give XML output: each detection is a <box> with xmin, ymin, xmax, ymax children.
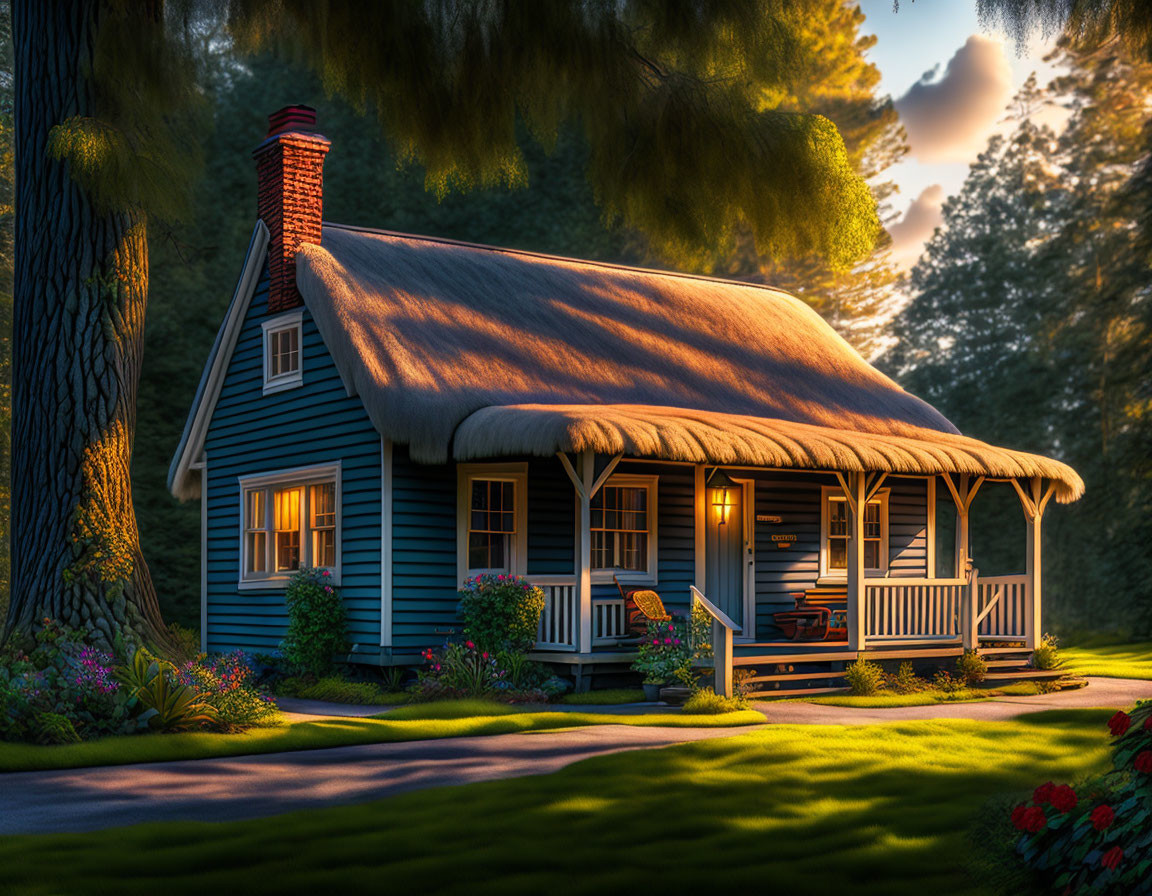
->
<box><xmin>706</xmin><ymin>467</ymin><xmax>738</xmax><ymax>525</ymax></box>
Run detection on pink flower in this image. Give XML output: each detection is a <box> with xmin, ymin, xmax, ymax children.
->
<box><xmin>465</xmin><ymin>640</ymin><xmax>475</xmax><ymax>649</ymax></box>
<box><xmin>664</xmin><ymin>638</ymin><xmax>672</xmax><ymax>645</ymax></box>
<box><xmin>322</xmin><ymin>569</ymin><xmax>330</xmax><ymax>577</ymax></box>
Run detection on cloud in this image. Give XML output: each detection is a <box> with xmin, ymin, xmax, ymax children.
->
<box><xmin>895</xmin><ymin>35</ymin><xmax>1012</xmax><ymax>163</ymax></box>
<box><xmin>888</xmin><ymin>184</ymin><xmax>945</xmax><ymax>269</ymax></box>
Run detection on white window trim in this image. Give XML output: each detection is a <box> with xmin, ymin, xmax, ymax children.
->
<box><xmin>261</xmin><ymin>310</ymin><xmax>304</xmax><ymax>395</ymax></box>
<box><xmin>237</xmin><ymin>461</ymin><xmax>342</xmax><ymax>589</ymax></box>
<box><xmin>589</xmin><ymin>474</ymin><xmax>659</xmax><ymax>586</ymax></box>
<box><xmin>819</xmin><ymin>484</ymin><xmax>890</xmax><ymax>580</ymax></box>
<box><xmin>457</xmin><ymin>462</ymin><xmax>528</xmax><ymax>583</ymax></box>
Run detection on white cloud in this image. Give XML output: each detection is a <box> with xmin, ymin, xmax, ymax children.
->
<box><xmin>888</xmin><ymin>184</ymin><xmax>945</xmax><ymax>269</ymax></box>
<box><xmin>895</xmin><ymin>35</ymin><xmax>1013</xmax><ymax>163</ymax></box>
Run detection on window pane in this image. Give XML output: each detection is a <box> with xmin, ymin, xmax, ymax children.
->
<box><xmin>468</xmin><ymin>479</ymin><xmax>515</xmax><ymax>570</ymax></box>
<box><xmin>309</xmin><ymin>483</ymin><xmax>335</xmax><ymax>528</ymax></box>
<box><xmin>829</xmin><ymin>537</ymin><xmax>847</xmax><ymax>569</ymax></box>
<box><xmin>312</xmin><ymin>528</ymin><xmax>336</xmax><ymax>568</ymax></box>
<box><xmin>274</xmin><ymin>487</ymin><xmax>301</xmax><ymax>571</ymax></box>
<box><xmin>246</xmin><ymin>490</ymin><xmax>264</xmax><ymax>529</ymax></box>
<box><xmin>270</xmin><ymin>327</ymin><xmax>299</xmax><ymax>377</ymax></box>
<box><xmin>589</xmin><ymin>485</ymin><xmax>650</xmax><ymax>571</ymax></box>
<box><xmin>247</xmin><ymin>531</ymin><xmax>266</xmax><ymax>573</ymax></box>
<box><xmin>864</xmin><ymin>539</ymin><xmax>880</xmax><ymax>569</ymax></box>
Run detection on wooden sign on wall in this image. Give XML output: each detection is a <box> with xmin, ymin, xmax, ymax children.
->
<box><xmin>771</xmin><ymin>534</ymin><xmax>797</xmax><ymax>550</ymax></box>
<box><xmin>756</xmin><ymin>514</ymin><xmax>782</xmax><ymax>524</ymax></box>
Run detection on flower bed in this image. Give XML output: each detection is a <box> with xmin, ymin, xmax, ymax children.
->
<box><xmin>1010</xmin><ymin>700</ymin><xmax>1151</xmax><ymax>892</ymax></box>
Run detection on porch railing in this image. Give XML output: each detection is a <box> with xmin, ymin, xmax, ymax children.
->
<box><xmin>530</xmin><ymin>577</ymin><xmax>578</xmax><ymax>651</ymax></box>
<box><xmin>592</xmin><ymin>598</ymin><xmax>627</xmax><ymax>644</ymax></box>
<box><xmin>865</xmin><ymin>578</ymin><xmax>967</xmax><ymax>642</ymax></box>
<box><xmin>976</xmin><ymin>575</ymin><xmax>1031</xmax><ymax>640</ymax></box>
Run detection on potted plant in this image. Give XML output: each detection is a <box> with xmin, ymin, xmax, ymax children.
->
<box><xmin>632</xmin><ymin>617</ymin><xmax>689</xmax><ymax>701</ymax></box>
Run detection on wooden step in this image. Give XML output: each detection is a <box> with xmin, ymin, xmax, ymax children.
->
<box><xmin>984</xmin><ymin>669</ymin><xmax>1066</xmax><ymax>681</ymax></box>
<box><xmin>984</xmin><ymin>658</ymin><xmax>1033</xmax><ymax>668</ymax></box>
<box><xmin>744</xmin><ymin>670</ymin><xmax>848</xmax><ymax>684</ymax></box>
<box><xmin>734</xmin><ymin>650</ymin><xmax>858</xmax><ymax>666</ymax></box>
<box><xmin>978</xmin><ymin>646</ymin><xmax>1032</xmax><ymax>656</ymax></box>
<box><xmin>749</xmin><ymin>686</ymin><xmax>849</xmax><ymax>699</ymax></box>
<box><xmin>863</xmin><ymin>647</ymin><xmax>963</xmax><ymax>661</ymax></box>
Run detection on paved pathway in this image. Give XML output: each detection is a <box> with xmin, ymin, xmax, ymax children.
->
<box><xmin>754</xmin><ymin>676</ymin><xmax>1152</xmax><ymax>724</ymax></box>
<box><xmin>3</xmin><ymin>677</ymin><xmax>1147</xmax><ymax>836</ymax></box>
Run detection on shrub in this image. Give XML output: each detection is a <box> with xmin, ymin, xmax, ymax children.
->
<box><xmin>1010</xmin><ymin>701</ymin><xmax>1152</xmax><ymax>893</ymax></box>
<box><xmin>166</xmin><ymin>623</ymin><xmax>201</xmax><ymax>664</ymax></box>
<box><xmin>280</xmin><ymin>568</ymin><xmax>347</xmax><ymax>677</ymax></box>
<box><xmin>32</xmin><ymin>712</ymin><xmax>82</xmax><ymax>745</ymax></box>
<box><xmin>956</xmin><ymin>649</ymin><xmax>988</xmax><ymax>685</ymax></box>
<box><xmin>932</xmin><ymin>670</ymin><xmax>967</xmax><ymax>695</ymax></box>
<box><xmin>176</xmin><ymin>651</ymin><xmax>279</xmax><ymax>730</ymax></box>
<box><xmin>116</xmin><ymin>648</ymin><xmax>218</xmax><ymax>732</ymax></box>
<box><xmin>458</xmin><ymin>574</ymin><xmax>546</xmax><ymax>653</ymax></box>
<box><xmin>682</xmin><ymin>688</ymin><xmax>748</xmax><ymax>714</ymax></box>
<box><xmin>844</xmin><ymin>658</ymin><xmax>884</xmax><ymax>696</ymax></box>
<box><xmin>298</xmin><ymin>676</ymin><xmax>396</xmax><ymax>705</ymax></box>
<box><xmin>413</xmin><ymin>640</ymin><xmax>508</xmax><ymax>700</ymax></box>
<box><xmin>885</xmin><ymin>661</ymin><xmax>926</xmax><ymax>695</ymax></box>
<box><xmin>1031</xmin><ymin>633</ymin><xmax>1064</xmax><ymax>671</ymax></box>
<box><xmin>631</xmin><ymin>616</ymin><xmax>691</xmax><ymax>685</ymax></box>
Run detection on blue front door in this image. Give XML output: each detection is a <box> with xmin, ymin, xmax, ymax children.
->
<box><xmin>705</xmin><ymin>484</ymin><xmax>745</xmax><ymax>632</ymax></box>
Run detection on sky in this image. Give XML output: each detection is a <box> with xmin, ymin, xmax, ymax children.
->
<box><xmin>856</xmin><ymin>1</ymin><xmax>1061</xmax><ymax>268</ymax></box>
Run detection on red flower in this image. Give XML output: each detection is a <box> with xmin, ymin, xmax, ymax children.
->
<box><xmin>1090</xmin><ymin>805</ymin><xmax>1115</xmax><ymax>831</ymax></box>
<box><xmin>1107</xmin><ymin>711</ymin><xmax>1131</xmax><ymax>736</ymax></box>
<box><xmin>1135</xmin><ymin>750</ymin><xmax>1152</xmax><ymax>774</ymax></box>
<box><xmin>465</xmin><ymin>640</ymin><xmax>475</xmax><ymax>649</ymax></box>
<box><xmin>1144</xmin><ymin>716</ymin><xmax>1151</xmax><ymax>731</ymax></box>
<box><xmin>1049</xmin><ymin>784</ymin><xmax>1077</xmax><ymax>813</ymax></box>
<box><xmin>1033</xmin><ymin>781</ymin><xmax>1056</xmax><ymax>805</ymax></box>
<box><xmin>1100</xmin><ymin>846</ymin><xmax>1123</xmax><ymax>871</ymax></box>
<box><xmin>1012</xmin><ymin>805</ymin><xmax>1047</xmax><ymax>833</ymax></box>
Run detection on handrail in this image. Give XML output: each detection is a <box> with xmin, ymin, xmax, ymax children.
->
<box><xmin>690</xmin><ymin>585</ymin><xmax>739</xmax><ymax>632</ymax></box>
<box><xmin>690</xmin><ymin>586</ymin><xmax>736</xmax><ymax>698</ymax></box>
<box><xmin>863</xmin><ymin>577</ymin><xmax>968</xmax><ymax>588</ymax></box>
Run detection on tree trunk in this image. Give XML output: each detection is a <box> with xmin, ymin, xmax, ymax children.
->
<box><xmin>6</xmin><ymin>0</ymin><xmax>169</xmax><ymax>650</ymax></box>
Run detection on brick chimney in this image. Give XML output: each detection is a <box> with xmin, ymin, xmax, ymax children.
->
<box><xmin>254</xmin><ymin>105</ymin><xmax>331</xmax><ymax>313</ymax></box>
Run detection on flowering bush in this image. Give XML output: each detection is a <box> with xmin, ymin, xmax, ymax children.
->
<box><xmin>1010</xmin><ymin>700</ymin><xmax>1152</xmax><ymax>893</ymax></box>
<box><xmin>458</xmin><ymin>574</ymin><xmax>546</xmax><ymax>653</ymax></box>
<box><xmin>0</xmin><ymin>619</ymin><xmax>131</xmax><ymax>742</ymax></box>
<box><xmin>631</xmin><ymin>617</ymin><xmax>690</xmax><ymax>685</ymax></box>
<box><xmin>412</xmin><ymin>640</ymin><xmax>509</xmax><ymax>700</ymax></box>
<box><xmin>280</xmin><ymin>568</ymin><xmax>347</xmax><ymax>677</ymax></box>
<box><xmin>176</xmin><ymin>651</ymin><xmax>278</xmax><ymax>730</ymax></box>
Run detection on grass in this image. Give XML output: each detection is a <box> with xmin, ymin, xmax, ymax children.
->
<box><xmin>1060</xmin><ymin>641</ymin><xmax>1152</xmax><ymax>680</ymax></box>
<box><xmin>0</xmin><ymin>709</ymin><xmax>1115</xmax><ymax>895</ymax></box>
<box><xmin>558</xmin><ymin>688</ymin><xmax>647</xmax><ymax>705</ymax></box>
<box><xmin>0</xmin><ymin>705</ymin><xmax>762</xmax><ymax>773</ymax></box>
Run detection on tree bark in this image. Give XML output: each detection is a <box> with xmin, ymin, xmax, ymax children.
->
<box><xmin>7</xmin><ymin>0</ymin><xmax>169</xmax><ymax>650</ymax></box>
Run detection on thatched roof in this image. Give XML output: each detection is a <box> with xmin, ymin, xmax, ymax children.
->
<box><xmin>290</xmin><ymin>224</ymin><xmax>1081</xmax><ymax>501</ymax></box>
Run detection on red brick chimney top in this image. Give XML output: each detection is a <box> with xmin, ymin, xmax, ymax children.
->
<box><xmin>266</xmin><ymin>104</ymin><xmax>318</xmax><ymax>137</ymax></box>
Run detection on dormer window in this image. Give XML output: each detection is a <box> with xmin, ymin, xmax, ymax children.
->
<box><xmin>262</xmin><ymin>311</ymin><xmax>303</xmax><ymax>394</ymax></box>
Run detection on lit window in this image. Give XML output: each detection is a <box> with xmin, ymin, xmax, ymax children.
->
<box><xmin>262</xmin><ymin>311</ymin><xmax>304</xmax><ymax>394</ymax></box>
<box><xmin>824</xmin><ymin>489</ymin><xmax>888</xmax><ymax>575</ymax></box>
<box><xmin>240</xmin><ymin>465</ymin><xmax>339</xmax><ymax>584</ymax></box>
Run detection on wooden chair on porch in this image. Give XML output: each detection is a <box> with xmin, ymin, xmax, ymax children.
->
<box><xmin>771</xmin><ymin>586</ymin><xmax>849</xmax><ymax>641</ymax></box>
<box><xmin>614</xmin><ymin>574</ymin><xmax>671</xmax><ymax>639</ymax></box>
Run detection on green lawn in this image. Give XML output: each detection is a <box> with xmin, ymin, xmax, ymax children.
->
<box><xmin>1061</xmin><ymin>641</ymin><xmax>1152</xmax><ymax>679</ymax></box>
<box><xmin>0</xmin><ymin>709</ymin><xmax>1113</xmax><ymax>895</ymax></box>
<box><xmin>558</xmin><ymin>688</ymin><xmax>647</xmax><ymax>705</ymax></box>
<box><xmin>0</xmin><ymin>703</ymin><xmax>762</xmax><ymax>773</ymax></box>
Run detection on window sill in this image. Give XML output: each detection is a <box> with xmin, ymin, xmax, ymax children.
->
<box><xmin>262</xmin><ymin>373</ymin><xmax>303</xmax><ymax>396</ymax></box>
<box><xmin>591</xmin><ymin>571</ymin><xmax>657</xmax><ymax>587</ymax></box>
<box><xmin>237</xmin><ymin>571</ymin><xmax>341</xmax><ymax>590</ymax></box>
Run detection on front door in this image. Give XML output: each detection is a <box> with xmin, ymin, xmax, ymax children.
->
<box><xmin>706</xmin><ymin>480</ymin><xmax>746</xmax><ymax>633</ymax></box>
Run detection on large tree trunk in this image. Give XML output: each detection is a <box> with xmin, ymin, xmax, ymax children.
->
<box><xmin>7</xmin><ymin>0</ymin><xmax>168</xmax><ymax>649</ymax></box>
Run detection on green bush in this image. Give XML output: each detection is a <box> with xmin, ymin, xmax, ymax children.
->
<box><xmin>932</xmin><ymin>670</ymin><xmax>967</xmax><ymax>695</ymax></box>
<box><xmin>458</xmin><ymin>574</ymin><xmax>546</xmax><ymax>653</ymax></box>
<box><xmin>956</xmin><ymin>649</ymin><xmax>988</xmax><ymax>685</ymax></box>
<box><xmin>116</xmin><ymin>649</ymin><xmax>217</xmax><ymax>732</ymax></box>
<box><xmin>32</xmin><ymin>712</ymin><xmax>81</xmax><ymax>745</ymax></box>
<box><xmin>176</xmin><ymin>652</ymin><xmax>279</xmax><ymax>729</ymax></box>
<box><xmin>1031</xmin><ymin>634</ymin><xmax>1064</xmax><ymax>671</ymax></box>
<box><xmin>298</xmin><ymin>676</ymin><xmax>398</xmax><ymax>706</ymax></box>
<box><xmin>1011</xmin><ymin>700</ymin><xmax>1152</xmax><ymax>893</ymax></box>
<box><xmin>886</xmin><ymin>661</ymin><xmax>926</xmax><ymax>694</ymax></box>
<box><xmin>280</xmin><ymin>568</ymin><xmax>348</xmax><ymax>677</ymax></box>
<box><xmin>682</xmin><ymin>689</ymin><xmax>748</xmax><ymax>714</ymax></box>
<box><xmin>844</xmin><ymin>658</ymin><xmax>884</xmax><ymax>696</ymax></box>
<box><xmin>166</xmin><ymin>623</ymin><xmax>201</xmax><ymax>664</ymax></box>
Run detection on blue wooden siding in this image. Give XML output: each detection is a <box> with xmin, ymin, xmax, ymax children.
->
<box><xmin>203</xmin><ymin>266</ymin><xmax>382</xmax><ymax>654</ymax></box>
<box><xmin>888</xmin><ymin>478</ymin><xmax>930</xmax><ymax>577</ymax></box>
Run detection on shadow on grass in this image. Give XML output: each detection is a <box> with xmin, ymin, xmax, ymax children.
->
<box><xmin>0</xmin><ymin>710</ymin><xmax>1114</xmax><ymax>896</ymax></box>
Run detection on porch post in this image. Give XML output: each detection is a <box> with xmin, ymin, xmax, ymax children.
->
<box><xmin>843</xmin><ymin>471</ymin><xmax>867</xmax><ymax>652</ymax></box>
<box><xmin>577</xmin><ymin>449</ymin><xmax>594</xmax><ymax>653</ymax></box>
<box><xmin>955</xmin><ymin>473</ymin><xmax>970</xmax><ymax>576</ymax></box>
<box><xmin>1011</xmin><ymin>476</ymin><xmax>1054</xmax><ymax>650</ymax></box>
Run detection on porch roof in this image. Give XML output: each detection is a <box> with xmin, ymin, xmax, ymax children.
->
<box><xmin>452</xmin><ymin>403</ymin><xmax>1085</xmax><ymax>502</ymax></box>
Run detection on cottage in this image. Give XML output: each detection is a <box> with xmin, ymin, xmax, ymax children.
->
<box><xmin>170</xmin><ymin>106</ymin><xmax>1083</xmax><ymax>695</ymax></box>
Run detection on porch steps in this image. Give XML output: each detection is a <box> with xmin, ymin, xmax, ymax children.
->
<box><xmin>734</xmin><ymin>650</ymin><xmax>858</xmax><ymax>666</ymax></box>
<box><xmin>984</xmin><ymin>669</ymin><xmax>1066</xmax><ymax>681</ymax></box>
